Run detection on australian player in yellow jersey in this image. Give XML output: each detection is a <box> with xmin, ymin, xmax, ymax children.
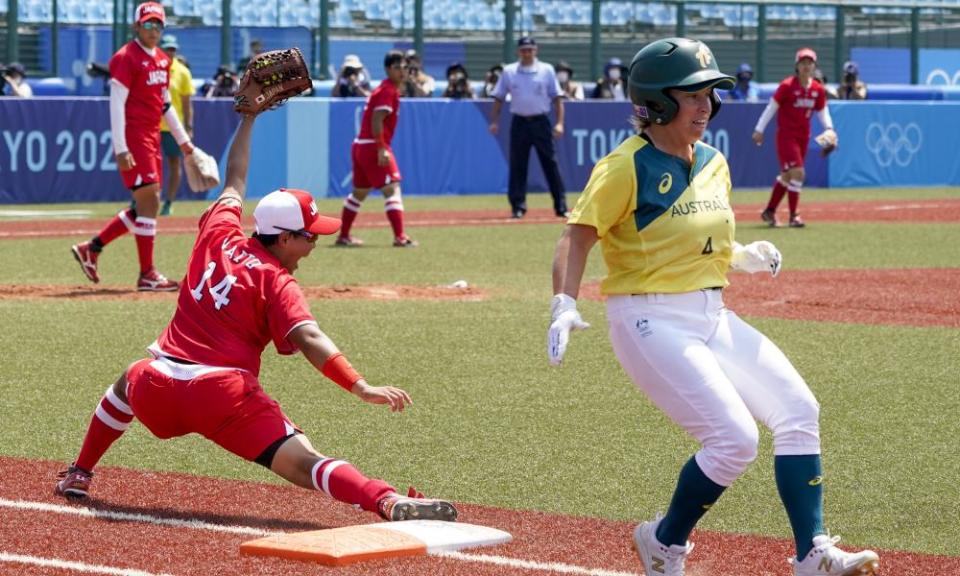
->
<box><xmin>548</xmin><ymin>38</ymin><xmax>879</xmax><ymax>576</ymax></box>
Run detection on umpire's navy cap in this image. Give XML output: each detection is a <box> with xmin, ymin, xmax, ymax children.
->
<box><xmin>517</xmin><ymin>36</ymin><xmax>537</xmax><ymax>48</ymax></box>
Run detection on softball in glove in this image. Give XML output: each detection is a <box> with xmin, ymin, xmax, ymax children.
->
<box><xmin>234</xmin><ymin>48</ymin><xmax>312</xmax><ymax>115</ymax></box>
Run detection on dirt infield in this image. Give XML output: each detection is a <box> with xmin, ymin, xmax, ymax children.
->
<box><xmin>0</xmin><ymin>284</ymin><xmax>487</xmax><ymax>303</ymax></box>
<box><xmin>582</xmin><ymin>268</ymin><xmax>960</xmax><ymax>328</ymax></box>
<box><xmin>2</xmin><ymin>198</ymin><xmax>959</xmax><ymax>240</ymax></box>
<box><xmin>2</xmin><ymin>267</ymin><xmax>954</xmax><ymax>328</ymax></box>
<box><xmin>2</xmin><ymin>456</ymin><xmax>957</xmax><ymax>576</ymax></box>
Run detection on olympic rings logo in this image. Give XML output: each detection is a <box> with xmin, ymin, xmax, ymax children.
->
<box><xmin>925</xmin><ymin>68</ymin><xmax>960</xmax><ymax>86</ymax></box>
<box><xmin>865</xmin><ymin>122</ymin><xmax>922</xmax><ymax>168</ymax></box>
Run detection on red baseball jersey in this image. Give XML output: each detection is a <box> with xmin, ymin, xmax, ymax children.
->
<box><xmin>109</xmin><ymin>40</ymin><xmax>170</xmax><ymax>134</ymax></box>
<box><xmin>156</xmin><ymin>201</ymin><xmax>316</xmax><ymax>376</ymax></box>
<box><xmin>357</xmin><ymin>81</ymin><xmax>400</xmax><ymax>145</ymax></box>
<box><xmin>773</xmin><ymin>76</ymin><xmax>826</xmax><ymax>139</ymax></box>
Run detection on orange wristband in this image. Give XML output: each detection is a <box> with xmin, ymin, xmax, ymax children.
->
<box><xmin>321</xmin><ymin>352</ymin><xmax>363</xmax><ymax>392</ymax></box>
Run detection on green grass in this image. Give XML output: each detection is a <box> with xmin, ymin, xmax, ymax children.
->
<box><xmin>1</xmin><ymin>188</ymin><xmax>959</xmax><ymax>556</ymax></box>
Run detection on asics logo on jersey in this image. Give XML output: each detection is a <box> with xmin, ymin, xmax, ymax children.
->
<box><xmin>809</xmin><ymin>475</ymin><xmax>824</xmax><ymax>486</ymax></box>
<box><xmin>658</xmin><ymin>173</ymin><xmax>673</xmax><ymax>194</ymax></box>
<box><xmin>695</xmin><ymin>44</ymin><xmax>712</xmax><ymax>68</ymax></box>
<box><xmin>865</xmin><ymin>122</ymin><xmax>922</xmax><ymax>167</ymax></box>
<box><xmin>146</xmin><ymin>70</ymin><xmax>168</xmax><ymax>86</ymax></box>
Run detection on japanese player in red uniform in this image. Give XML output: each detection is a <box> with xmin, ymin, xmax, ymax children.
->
<box><xmin>752</xmin><ymin>47</ymin><xmax>837</xmax><ymax>228</ymax></box>
<box><xmin>70</xmin><ymin>2</ymin><xmax>197</xmax><ymax>291</ymax></box>
<box><xmin>55</xmin><ymin>113</ymin><xmax>458</xmax><ymax>524</ymax></box>
<box><xmin>335</xmin><ymin>50</ymin><xmax>418</xmax><ymax>247</ymax></box>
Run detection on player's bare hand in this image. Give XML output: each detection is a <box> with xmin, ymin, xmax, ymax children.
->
<box><xmin>377</xmin><ymin>148</ymin><xmax>391</xmax><ymax>167</ymax></box>
<box><xmin>351</xmin><ymin>381</ymin><xmax>413</xmax><ymax>412</ymax></box>
<box><xmin>488</xmin><ymin>122</ymin><xmax>499</xmax><ymax>136</ymax></box>
<box><xmin>116</xmin><ymin>152</ymin><xmax>136</xmax><ymax>171</ymax></box>
<box><xmin>751</xmin><ymin>131</ymin><xmax>763</xmax><ymax>146</ymax></box>
<box><xmin>553</xmin><ymin>123</ymin><xmax>564</xmax><ymax>139</ymax></box>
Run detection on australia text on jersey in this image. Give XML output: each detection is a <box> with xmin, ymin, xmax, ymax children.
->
<box><xmin>670</xmin><ymin>197</ymin><xmax>730</xmax><ymax>217</ymax></box>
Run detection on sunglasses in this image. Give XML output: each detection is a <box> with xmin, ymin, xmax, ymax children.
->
<box><xmin>141</xmin><ymin>21</ymin><xmax>164</xmax><ymax>30</ymax></box>
<box><xmin>276</xmin><ymin>227</ymin><xmax>317</xmax><ymax>243</ymax></box>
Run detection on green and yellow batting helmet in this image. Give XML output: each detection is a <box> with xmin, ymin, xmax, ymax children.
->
<box><xmin>628</xmin><ymin>37</ymin><xmax>735</xmax><ymax>126</ymax></box>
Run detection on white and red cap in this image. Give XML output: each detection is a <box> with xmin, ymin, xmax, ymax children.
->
<box><xmin>253</xmin><ymin>188</ymin><xmax>341</xmax><ymax>236</ymax></box>
<box><xmin>795</xmin><ymin>47</ymin><xmax>817</xmax><ymax>64</ymax></box>
<box><xmin>135</xmin><ymin>2</ymin><xmax>166</xmax><ymax>25</ymax></box>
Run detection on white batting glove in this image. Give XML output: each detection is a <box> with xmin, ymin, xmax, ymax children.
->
<box><xmin>731</xmin><ymin>241</ymin><xmax>782</xmax><ymax>277</ymax></box>
<box><xmin>547</xmin><ymin>294</ymin><xmax>590</xmax><ymax>366</ymax></box>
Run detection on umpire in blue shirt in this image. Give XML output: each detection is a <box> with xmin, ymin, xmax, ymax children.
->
<box><xmin>488</xmin><ymin>37</ymin><xmax>568</xmax><ymax>219</ymax></box>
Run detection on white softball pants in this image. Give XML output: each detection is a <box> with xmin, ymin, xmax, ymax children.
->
<box><xmin>607</xmin><ymin>290</ymin><xmax>821</xmax><ymax>487</ymax></box>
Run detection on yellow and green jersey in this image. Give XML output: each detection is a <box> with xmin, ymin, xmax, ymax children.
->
<box><xmin>569</xmin><ymin>134</ymin><xmax>735</xmax><ymax>295</ymax></box>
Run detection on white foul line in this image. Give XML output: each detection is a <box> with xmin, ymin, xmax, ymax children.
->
<box><xmin>0</xmin><ymin>551</ymin><xmax>173</xmax><ymax>576</ymax></box>
<box><xmin>1</xmin><ymin>497</ymin><xmax>640</xmax><ymax>576</ymax></box>
<box><xmin>0</xmin><ymin>497</ymin><xmax>277</xmax><ymax>537</ymax></box>
<box><xmin>436</xmin><ymin>551</ymin><xmax>638</xmax><ymax>576</ymax></box>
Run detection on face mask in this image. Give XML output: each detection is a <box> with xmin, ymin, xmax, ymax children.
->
<box><xmin>557</xmin><ymin>71</ymin><xmax>569</xmax><ymax>83</ymax></box>
<box><xmin>608</xmin><ymin>68</ymin><xmax>621</xmax><ymax>81</ymax></box>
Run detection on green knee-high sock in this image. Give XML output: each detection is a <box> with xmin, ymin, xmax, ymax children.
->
<box><xmin>656</xmin><ymin>456</ymin><xmax>727</xmax><ymax>546</ymax></box>
<box><xmin>775</xmin><ymin>454</ymin><xmax>826</xmax><ymax>559</ymax></box>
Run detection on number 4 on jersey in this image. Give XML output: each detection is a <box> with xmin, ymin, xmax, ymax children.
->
<box><xmin>702</xmin><ymin>236</ymin><xmax>713</xmax><ymax>255</ymax></box>
<box><xmin>191</xmin><ymin>261</ymin><xmax>238</xmax><ymax>310</ymax></box>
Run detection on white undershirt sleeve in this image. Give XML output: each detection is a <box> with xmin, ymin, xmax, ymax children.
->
<box><xmin>816</xmin><ymin>106</ymin><xmax>834</xmax><ymax>131</ymax></box>
<box><xmin>754</xmin><ymin>99</ymin><xmax>780</xmax><ymax>133</ymax></box>
<box><xmin>162</xmin><ymin>88</ymin><xmax>191</xmax><ymax>147</ymax></box>
<box><xmin>109</xmin><ymin>79</ymin><xmax>130</xmax><ymax>154</ymax></box>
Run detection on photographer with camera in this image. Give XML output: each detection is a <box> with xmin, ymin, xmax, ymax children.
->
<box><xmin>441</xmin><ymin>62</ymin><xmax>474</xmax><ymax>99</ymax></box>
<box><xmin>1</xmin><ymin>63</ymin><xmax>33</xmax><ymax>97</ymax></box>
<box><xmin>480</xmin><ymin>63</ymin><xmax>503</xmax><ymax>99</ymax></box>
<box><xmin>203</xmin><ymin>64</ymin><xmax>239</xmax><ymax>98</ymax></box>
<box><xmin>837</xmin><ymin>60</ymin><xmax>867</xmax><ymax>100</ymax></box>
<box><xmin>332</xmin><ymin>54</ymin><xmax>372</xmax><ymax>98</ymax></box>
<box><xmin>401</xmin><ymin>50</ymin><xmax>434</xmax><ymax>98</ymax></box>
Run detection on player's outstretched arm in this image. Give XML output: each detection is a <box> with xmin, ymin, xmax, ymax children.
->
<box><xmin>218</xmin><ymin>115</ymin><xmax>256</xmax><ymax>205</ymax></box>
<box><xmin>288</xmin><ymin>323</ymin><xmax>413</xmax><ymax>412</ymax></box>
<box><xmin>547</xmin><ymin>224</ymin><xmax>597</xmax><ymax>366</ymax></box>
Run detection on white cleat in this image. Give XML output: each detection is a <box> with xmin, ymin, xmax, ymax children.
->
<box><xmin>631</xmin><ymin>516</ymin><xmax>694</xmax><ymax>576</ymax></box>
<box><xmin>792</xmin><ymin>534</ymin><xmax>879</xmax><ymax>576</ymax></box>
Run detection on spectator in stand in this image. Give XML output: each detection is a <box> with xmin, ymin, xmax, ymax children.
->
<box><xmin>728</xmin><ymin>63</ymin><xmax>759</xmax><ymax>102</ymax></box>
<box><xmin>159</xmin><ymin>34</ymin><xmax>196</xmax><ymax>216</ymax></box>
<box><xmin>401</xmin><ymin>50</ymin><xmax>435</xmax><ymax>97</ymax></box>
<box><xmin>591</xmin><ymin>57</ymin><xmax>627</xmax><ymax>100</ymax></box>
<box><xmin>331</xmin><ymin>55</ymin><xmax>372</xmax><ymax>98</ymax></box>
<box><xmin>203</xmin><ymin>65</ymin><xmax>240</xmax><ymax>98</ymax></box>
<box><xmin>480</xmin><ymin>63</ymin><xmax>503</xmax><ymax>99</ymax></box>
<box><xmin>1</xmin><ymin>62</ymin><xmax>33</xmax><ymax>97</ymax></box>
<box><xmin>837</xmin><ymin>61</ymin><xmax>868</xmax><ymax>100</ymax></box>
<box><xmin>442</xmin><ymin>62</ymin><xmax>475</xmax><ymax>99</ymax></box>
<box><xmin>556</xmin><ymin>60</ymin><xmax>584</xmax><ymax>101</ymax></box>
<box><xmin>237</xmin><ymin>39</ymin><xmax>264</xmax><ymax>74</ymax></box>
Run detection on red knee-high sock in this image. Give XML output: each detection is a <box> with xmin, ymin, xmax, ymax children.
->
<box><xmin>133</xmin><ymin>216</ymin><xmax>156</xmax><ymax>274</ymax></box>
<box><xmin>767</xmin><ymin>179</ymin><xmax>788</xmax><ymax>212</ymax></box>
<box><xmin>787</xmin><ymin>180</ymin><xmax>803</xmax><ymax>215</ymax></box>
<box><xmin>339</xmin><ymin>194</ymin><xmax>362</xmax><ymax>238</ymax></box>
<box><xmin>75</xmin><ymin>386</ymin><xmax>135</xmax><ymax>472</ymax></box>
<box><xmin>96</xmin><ymin>209</ymin><xmax>136</xmax><ymax>247</ymax></box>
<box><xmin>385</xmin><ymin>196</ymin><xmax>405</xmax><ymax>239</ymax></box>
<box><xmin>311</xmin><ymin>457</ymin><xmax>395</xmax><ymax>513</ymax></box>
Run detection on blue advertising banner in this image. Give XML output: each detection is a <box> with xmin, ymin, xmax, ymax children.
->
<box><xmin>828</xmin><ymin>101</ymin><xmax>960</xmax><ymax>187</ymax></box>
<box><xmin>919</xmin><ymin>49</ymin><xmax>960</xmax><ymax>87</ymax></box>
<box><xmin>0</xmin><ymin>98</ymin><xmax>238</xmax><ymax>204</ymax></box>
